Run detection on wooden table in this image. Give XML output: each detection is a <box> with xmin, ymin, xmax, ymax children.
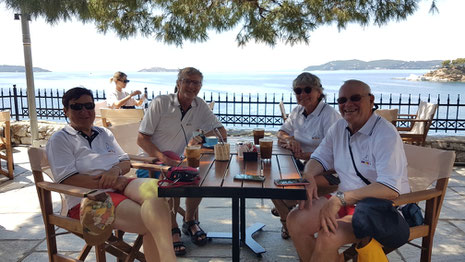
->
<box><xmin>158</xmin><ymin>137</ymin><xmax>307</xmax><ymax>261</ymax></box>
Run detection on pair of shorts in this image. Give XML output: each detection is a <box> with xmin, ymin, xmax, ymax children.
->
<box><xmin>325</xmin><ymin>194</ymin><xmax>356</xmax><ymax>218</ymax></box>
<box><xmin>67</xmin><ymin>178</ymin><xmax>137</xmax><ymax>220</ymax></box>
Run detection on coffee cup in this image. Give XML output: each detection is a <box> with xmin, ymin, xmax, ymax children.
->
<box><xmin>259</xmin><ymin>138</ymin><xmax>273</xmax><ymax>159</ymax></box>
<box><xmin>214</xmin><ymin>143</ymin><xmax>230</xmax><ymax>161</ymax></box>
<box><xmin>253</xmin><ymin>128</ymin><xmax>265</xmax><ymax>145</ymax></box>
<box><xmin>185</xmin><ymin>145</ymin><xmax>201</xmax><ymax>168</ymax></box>
<box><xmin>205</xmin><ymin>136</ymin><xmax>218</xmax><ymax>146</ymax></box>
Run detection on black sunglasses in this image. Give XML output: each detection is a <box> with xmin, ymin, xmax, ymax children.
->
<box><xmin>69</xmin><ymin>102</ymin><xmax>95</xmax><ymax>111</ymax></box>
<box><xmin>294</xmin><ymin>86</ymin><xmax>312</xmax><ymax>95</ymax></box>
<box><xmin>337</xmin><ymin>94</ymin><xmax>371</xmax><ymax>104</ymax></box>
<box><xmin>119</xmin><ymin>79</ymin><xmax>130</xmax><ymax>83</ymax></box>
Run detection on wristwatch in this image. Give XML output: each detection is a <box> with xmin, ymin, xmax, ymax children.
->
<box><xmin>335</xmin><ymin>191</ymin><xmax>347</xmax><ymax>206</ymax></box>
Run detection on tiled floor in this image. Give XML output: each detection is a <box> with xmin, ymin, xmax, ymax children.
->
<box><xmin>1</xmin><ymin>146</ymin><xmax>465</xmax><ymax>261</ymax></box>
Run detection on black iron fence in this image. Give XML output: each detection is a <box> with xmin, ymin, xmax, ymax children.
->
<box><xmin>1</xmin><ymin>85</ymin><xmax>464</xmax><ymax>133</ymax></box>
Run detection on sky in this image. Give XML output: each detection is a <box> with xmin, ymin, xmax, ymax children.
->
<box><xmin>0</xmin><ymin>0</ymin><xmax>464</xmax><ymax>73</ymax></box>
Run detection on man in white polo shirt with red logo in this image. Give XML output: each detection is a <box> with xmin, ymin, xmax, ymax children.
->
<box><xmin>287</xmin><ymin>80</ymin><xmax>410</xmax><ymax>261</ymax></box>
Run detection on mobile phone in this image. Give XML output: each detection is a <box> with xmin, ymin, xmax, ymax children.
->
<box><xmin>274</xmin><ymin>178</ymin><xmax>309</xmax><ymax>186</ymax></box>
<box><xmin>234</xmin><ymin>174</ymin><xmax>265</xmax><ymax>182</ymax></box>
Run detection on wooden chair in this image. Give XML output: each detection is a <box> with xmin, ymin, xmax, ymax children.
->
<box><xmin>28</xmin><ymin>147</ymin><xmax>145</xmax><ymax>262</ymax></box>
<box><xmin>375</xmin><ymin>108</ymin><xmax>398</xmax><ymax>125</ymax></box>
<box><xmin>100</xmin><ymin>108</ymin><xmax>144</xmax><ymax>128</ymax></box>
<box><xmin>397</xmin><ymin>101</ymin><xmax>438</xmax><ymax>146</ymax></box>
<box><xmin>279</xmin><ymin>101</ymin><xmax>288</xmax><ymax>122</ymax></box>
<box><xmin>93</xmin><ymin>100</ymin><xmax>109</xmax><ymax>127</ymax></box>
<box><xmin>344</xmin><ymin>144</ymin><xmax>455</xmax><ymax>262</ymax></box>
<box><xmin>0</xmin><ymin>110</ymin><xmax>14</xmax><ymax>180</ymax></box>
<box><xmin>107</xmin><ymin>122</ymin><xmax>193</xmax><ymax>219</ymax></box>
<box><xmin>208</xmin><ymin>101</ymin><xmax>215</xmax><ymax>111</ymax></box>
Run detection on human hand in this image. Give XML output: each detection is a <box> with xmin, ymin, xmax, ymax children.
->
<box><xmin>131</xmin><ymin>90</ymin><xmax>142</xmax><ymax>97</ymax></box>
<box><xmin>287</xmin><ymin>138</ymin><xmax>302</xmax><ymax>153</ymax></box>
<box><xmin>98</xmin><ymin>167</ymin><xmax>120</xmax><ymax>189</ymax></box>
<box><xmin>298</xmin><ymin>175</ymin><xmax>318</xmax><ymax>209</ymax></box>
<box><xmin>113</xmin><ymin>176</ymin><xmax>131</xmax><ymax>192</ymax></box>
<box><xmin>319</xmin><ymin>196</ymin><xmax>341</xmax><ymax>234</ymax></box>
<box><xmin>162</xmin><ymin>155</ymin><xmax>182</xmax><ymax>167</ymax></box>
<box><xmin>188</xmin><ymin>136</ymin><xmax>203</xmax><ymax>146</ymax></box>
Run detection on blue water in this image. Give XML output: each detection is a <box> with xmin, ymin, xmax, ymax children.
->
<box><xmin>1</xmin><ymin>70</ymin><xmax>464</xmax><ymax>100</ymax></box>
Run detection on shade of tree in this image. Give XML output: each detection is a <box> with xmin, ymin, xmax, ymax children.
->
<box><xmin>2</xmin><ymin>0</ymin><xmax>438</xmax><ymax>46</ymax></box>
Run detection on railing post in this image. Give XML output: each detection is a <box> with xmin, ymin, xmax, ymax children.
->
<box><xmin>12</xmin><ymin>85</ymin><xmax>20</xmax><ymax>121</ymax></box>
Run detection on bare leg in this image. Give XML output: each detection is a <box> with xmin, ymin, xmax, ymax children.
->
<box><xmin>167</xmin><ymin>197</ymin><xmax>185</xmax><ymax>254</ymax></box>
<box><xmin>185</xmin><ymin>197</ymin><xmax>205</xmax><ymax>242</ymax></box>
<box><xmin>310</xmin><ymin>216</ymin><xmax>357</xmax><ymax>262</ymax></box>
<box><xmin>121</xmin><ymin>179</ymin><xmax>176</xmax><ymax>262</ymax></box>
<box><xmin>287</xmin><ymin>198</ymin><xmax>328</xmax><ymax>261</ymax></box>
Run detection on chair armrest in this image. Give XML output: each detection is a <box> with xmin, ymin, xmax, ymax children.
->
<box><xmin>128</xmin><ymin>154</ymin><xmax>159</xmax><ymax>163</ymax></box>
<box><xmin>130</xmin><ymin>162</ymin><xmax>171</xmax><ymax>173</ymax></box>
<box><xmin>392</xmin><ymin>188</ymin><xmax>442</xmax><ymax>206</ymax></box>
<box><xmin>36</xmin><ymin>181</ymin><xmax>108</xmax><ymax>201</ymax></box>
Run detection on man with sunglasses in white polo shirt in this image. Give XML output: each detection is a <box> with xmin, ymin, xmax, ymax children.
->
<box><xmin>287</xmin><ymin>80</ymin><xmax>410</xmax><ymax>262</ymax></box>
<box><xmin>137</xmin><ymin>67</ymin><xmax>227</xmax><ymax>256</ymax></box>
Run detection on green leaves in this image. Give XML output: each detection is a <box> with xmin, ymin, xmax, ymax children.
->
<box><xmin>2</xmin><ymin>0</ymin><xmax>428</xmax><ymax>46</ymax></box>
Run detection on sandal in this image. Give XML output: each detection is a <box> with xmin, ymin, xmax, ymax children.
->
<box><xmin>182</xmin><ymin>220</ymin><xmax>208</xmax><ymax>246</ymax></box>
<box><xmin>271</xmin><ymin>207</ymin><xmax>280</xmax><ymax>217</ymax></box>
<box><xmin>171</xmin><ymin>228</ymin><xmax>186</xmax><ymax>256</ymax></box>
<box><xmin>280</xmin><ymin>219</ymin><xmax>290</xmax><ymax>239</ymax></box>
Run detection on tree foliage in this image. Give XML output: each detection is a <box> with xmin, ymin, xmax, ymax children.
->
<box><xmin>2</xmin><ymin>0</ymin><xmax>437</xmax><ymax>46</ymax></box>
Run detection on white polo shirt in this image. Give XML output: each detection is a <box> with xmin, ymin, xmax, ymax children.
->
<box><xmin>139</xmin><ymin>94</ymin><xmax>223</xmax><ymax>156</ymax></box>
<box><xmin>280</xmin><ymin>101</ymin><xmax>341</xmax><ymax>152</ymax></box>
<box><xmin>107</xmin><ymin>89</ymin><xmax>137</xmax><ymax>108</ymax></box>
<box><xmin>46</xmin><ymin>125</ymin><xmax>130</xmax><ymax>209</ymax></box>
<box><xmin>311</xmin><ymin>113</ymin><xmax>410</xmax><ymax>194</ymax></box>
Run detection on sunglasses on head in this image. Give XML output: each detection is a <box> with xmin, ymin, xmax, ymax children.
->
<box><xmin>337</xmin><ymin>94</ymin><xmax>371</xmax><ymax>104</ymax></box>
<box><xmin>294</xmin><ymin>86</ymin><xmax>312</xmax><ymax>95</ymax></box>
<box><xmin>69</xmin><ymin>102</ymin><xmax>95</xmax><ymax>111</ymax></box>
<box><xmin>119</xmin><ymin>79</ymin><xmax>130</xmax><ymax>83</ymax></box>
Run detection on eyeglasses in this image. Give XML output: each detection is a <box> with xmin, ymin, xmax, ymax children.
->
<box><xmin>337</xmin><ymin>94</ymin><xmax>371</xmax><ymax>104</ymax></box>
<box><xmin>181</xmin><ymin>78</ymin><xmax>202</xmax><ymax>87</ymax></box>
<box><xmin>294</xmin><ymin>86</ymin><xmax>312</xmax><ymax>95</ymax></box>
<box><xmin>69</xmin><ymin>102</ymin><xmax>95</xmax><ymax>111</ymax></box>
<box><xmin>119</xmin><ymin>79</ymin><xmax>130</xmax><ymax>83</ymax></box>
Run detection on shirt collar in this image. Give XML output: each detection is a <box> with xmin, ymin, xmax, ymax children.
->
<box><xmin>299</xmin><ymin>100</ymin><xmax>325</xmax><ymax>117</ymax></box>
<box><xmin>171</xmin><ymin>93</ymin><xmax>199</xmax><ymax>108</ymax></box>
<box><xmin>345</xmin><ymin>113</ymin><xmax>380</xmax><ymax>136</ymax></box>
<box><xmin>63</xmin><ymin>125</ymin><xmax>100</xmax><ymax>136</ymax></box>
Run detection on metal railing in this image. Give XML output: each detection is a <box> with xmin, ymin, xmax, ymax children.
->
<box><xmin>1</xmin><ymin>85</ymin><xmax>464</xmax><ymax>133</ymax></box>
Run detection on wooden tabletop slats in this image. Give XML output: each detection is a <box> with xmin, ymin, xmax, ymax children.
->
<box><xmin>221</xmin><ymin>155</ymin><xmax>243</xmax><ymax>188</ymax></box>
<box><xmin>275</xmin><ymin>154</ymin><xmax>304</xmax><ymax>190</ymax></box>
<box><xmin>262</xmin><ymin>156</ymin><xmax>281</xmax><ymax>189</ymax></box>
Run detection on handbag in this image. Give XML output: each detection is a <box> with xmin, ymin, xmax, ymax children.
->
<box><xmin>158</xmin><ymin>166</ymin><xmax>200</xmax><ymax>188</ymax></box>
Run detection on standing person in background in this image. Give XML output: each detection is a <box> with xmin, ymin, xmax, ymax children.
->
<box><xmin>137</xmin><ymin>67</ymin><xmax>227</xmax><ymax>256</ymax></box>
<box><xmin>272</xmin><ymin>72</ymin><xmax>341</xmax><ymax>239</ymax></box>
<box><xmin>107</xmin><ymin>71</ymin><xmax>145</xmax><ymax>109</ymax></box>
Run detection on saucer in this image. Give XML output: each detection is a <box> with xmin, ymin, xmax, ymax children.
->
<box><xmin>203</xmin><ymin>143</ymin><xmax>216</xmax><ymax>149</ymax></box>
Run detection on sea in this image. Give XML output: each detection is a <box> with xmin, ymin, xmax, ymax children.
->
<box><xmin>1</xmin><ymin>69</ymin><xmax>464</xmax><ymax>133</ymax></box>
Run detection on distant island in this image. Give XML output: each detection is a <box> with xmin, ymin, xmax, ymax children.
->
<box><xmin>407</xmin><ymin>58</ymin><xmax>465</xmax><ymax>82</ymax></box>
<box><xmin>304</xmin><ymin>59</ymin><xmax>442</xmax><ymax>71</ymax></box>
<box><xmin>0</xmin><ymin>65</ymin><xmax>51</xmax><ymax>72</ymax></box>
<box><xmin>138</xmin><ymin>66</ymin><xmax>178</xmax><ymax>72</ymax></box>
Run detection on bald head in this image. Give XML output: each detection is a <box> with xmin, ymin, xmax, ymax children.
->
<box><xmin>342</xmin><ymin>80</ymin><xmax>371</xmax><ymax>94</ymax></box>
<box><xmin>338</xmin><ymin>79</ymin><xmax>374</xmax><ymax>133</ymax></box>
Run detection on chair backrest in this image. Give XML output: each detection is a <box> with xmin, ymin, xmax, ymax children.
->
<box><xmin>0</xmin><ymin>110</ymin><xmax>14</xmax><ymax>180</ymax></box>
<box><xmin>107</xmin><ymin>122</ymin><xmax>141</xmax><ymax>155</ymax></box>
<box><xmin>410</xmin><ymin>101</ymin><xmax>437</xmax><ymax>135</ymax></box>
<box><xmin>100</xmin><ymin>108</ymin><xmax>144</xmax><ymax>127</ymax></box>
<box><xmin>375</xmin><ymin>109</ymin><xmax>398</xmax><ymax>125</ymax></box>
<box><xmin>28</xmin><ymin>147</ymin><xmax>70</xmax><ymax>216</ymax></box>
<box><xmin>208</xmin><ymin>101</ymin><xmax>215</xmax><ymax>111</ymax></box>
<box><xmin>279</xmin><ymin>101</ymin><xmax>288</xmax><ymax>121</ymax></box>
<box><xmin>404</xmin><ymin>144</ymin><xmax>455</xmax><ymax>192</ymax></box>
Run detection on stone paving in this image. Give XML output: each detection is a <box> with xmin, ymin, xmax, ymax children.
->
<box><xmin>1</xmin><ymin>146</ymin><xmax>465</xmax><ymax>261</ymax></box>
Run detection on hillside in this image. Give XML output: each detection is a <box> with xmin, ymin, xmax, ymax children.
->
<box><xmin>0</xmin><ymin>65</ymin><xmax>51</xmax><ymax>72</ymax></box>
<box><xmin>304</xmin><ymin>59</ymin><xmax>442</xmax><ymax>71</ymax></box>
<box><xmin>138</xmin><ymin>66</ymin><xmax>178</xmax><ymax>72</ymax></box>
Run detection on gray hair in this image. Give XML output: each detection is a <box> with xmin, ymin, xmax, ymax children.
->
<box><xmin>342</xmin><ymin>79</ymin><xmax>371</xmax><ymax>94</ymax></box>
<box><xmin>293</xmin><ymin>72</ymin><xmax>325</xmax><ymax>101</ymax></box>
<box><xmin>110</xmin><ymin>71</ymin><xmax>127</xmax><ymax>83</ymax></box>
<box><xmin>177</xmin><ymin>67</ymin><xmax>203</xmax><ymax>82</ymax></box>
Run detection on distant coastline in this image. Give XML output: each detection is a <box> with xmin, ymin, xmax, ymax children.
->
<box><xmin>304</xmin><ymin>59</ymin><xmax>441</xmax><ymax>71</ymax></box>
<box><xmin>0</xmin><ymin>65</ymin><xmax>51</xmax><ymax>72</ymax></box>
<box><xmin>138</xmin><ymin>66</ymin><xmax>178</xmax><ymax>72</ymax></box>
